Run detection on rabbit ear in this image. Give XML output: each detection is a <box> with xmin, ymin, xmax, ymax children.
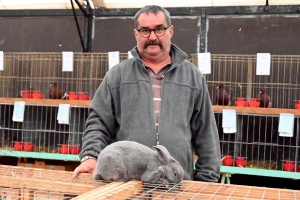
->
<box><xmin>153</xmin><ymin>145</ymin><xmax>171</xmax><ymax>164</ymax></box>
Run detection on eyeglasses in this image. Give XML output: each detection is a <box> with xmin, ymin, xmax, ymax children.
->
<box><xmin>136</xmin><ymin>24</ymin><xmax>172</xmax><ymax>38</ymax></box>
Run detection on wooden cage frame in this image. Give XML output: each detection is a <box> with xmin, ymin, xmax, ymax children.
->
<box><xmin>0</xmin><ymin>165</ymin><xmax>299</xmax><ymax>200</ymax></box>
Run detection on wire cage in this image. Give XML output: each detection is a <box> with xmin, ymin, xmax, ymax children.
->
<box><xmin>0</xmin><ymin>103</ymin><xmax>90</xmax><ymax>155</ymax></box>
<box><xmin>0</xmin><ymin>165</ymin><xmax>300</xmax><ymax>200</ymax></box>
<box><xmin>216</xmin><ymin>114</ymin><xmax>300</xmax><ymax>171</ymax></box>
<box><xmin>1</xmin><ymin>52</ymin><xmax>129</xmax><ymax>99</ymax></box>
<box><xmin>0</xmin><ymin>52</ymin><xmax>129</xmax><ymax>156</ymax></box>
<box><xmin>190</xmin><ymin>54</ymin><xmax>300</xmax><ymax>173</ymax></box>
<box><xmin>244</xmin><ymin>115</ymin><xmax>297</xmax><ymax>171</ymax></box>
<box><xmin>0</xmin><ymin>165</ymin><xmax>108</xmax><ymax>200</ymax></box>
<box><xmin>191</xmin><ymin>54</ymin><xmax>300</xmax><ymax>109</ymax></box>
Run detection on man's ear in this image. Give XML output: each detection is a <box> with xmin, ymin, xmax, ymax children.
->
<box><xmin>134</xmin><ymin>29</ymin><xmax>139</xmax><ymax>40</ymax></box>
<box><xmin>169</xmin><ymin>25</ymin><xmax>174</xmax><ymax>38</ymax></box>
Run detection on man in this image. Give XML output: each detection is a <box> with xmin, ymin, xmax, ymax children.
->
<box><xmin>73</xmin><ymin>5</ymin><xmax>220</xmax><ymax>182</ymax></box>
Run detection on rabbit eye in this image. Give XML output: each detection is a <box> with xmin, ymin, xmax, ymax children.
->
<box><xmin>174</xmin><ymin>173</ymin><xmax>177</xmax><ymax>177</ymax></box>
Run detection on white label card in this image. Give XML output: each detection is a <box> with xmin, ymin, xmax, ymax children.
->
<box><xmin>197</xmin><ymin>52</ymin><xmax>211</xmax><ymax>74</ymax></box>
<box><xmin>223</xmin><ymin>127</ymin><xmax>237</xmax><ymax>134</ymax></box>
<box><xmin>222</xmin><ymin>109</ymin><xmax>237</xmax><ymax>134</ymax></box>
<box><xmin>108</xmin><ymin>51</ymin><xmax>120</xmax><ymax>69</ymax></box>
<box><xmin>0</xmin><ymin>51</ymin><xmax>3</xmax><ymax>71</ymax></box>
<box><xmin>128</xmin><ymin>51</ymin><xmax>133</xmax><ymax>59</ymax></box>
<box><xmin>12</xmin><ymin>101</ymin><xmax>26</xmax><ymax>122</ymax></box>
<box><xmin>57</xmin><ymin>104</ymin><xmax>70</xmax><ymax>124</ymax></box>
<box><xmin>62</xmin><ymin>51</ymin><xmax>74</xmax><ymax>72</ymax></box>
<box><xmin>278</xmin><ymin>113</ymin><xmax>294</xmax><ymax>137</ymax></box>
<box><xmin>256</xmin><ymin>53</ymin><xmax>271</xmax><ymax>75</ymax></box>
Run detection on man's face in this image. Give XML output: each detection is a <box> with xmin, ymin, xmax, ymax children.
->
<box><xmin>134</xmin><ymin>11</ymin><xmax>173</xmax><ymax>59</ymax></box>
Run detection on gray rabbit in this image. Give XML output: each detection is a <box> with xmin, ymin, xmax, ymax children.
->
<box><xmin>94</xmin><ymin>140</ymin><xmax>184</xmax><ymax>185</ymax></box>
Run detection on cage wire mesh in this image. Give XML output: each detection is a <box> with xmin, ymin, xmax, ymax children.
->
<box><xmin>191</xmin><ymin>54</ymin><xmax>300</xmax><ymax>172</ymax></box>
<box><xmin>214</xmin><ymin>113</ymin><xmax>300</xmax><ymax>171</ymax></box>
<box><xmin>2</xmin><ymin>53</ymin><xmax>300</xmax><ymax>106</ymax></box>
<box><xmin>0</xmin><ymin>96</ymin><xmax>89</xmax><ymax>154</ymax></box>
<box><xmin>192</xmin><ymin>54</ymin><xmax>300</xmax><ymax>109</ymax></box>
<box><xmin>1</xmin><ymin>52</ymin><xmax>129</xmax><ymax>99</ymax></box>
<box><xmin>0</xmin><ymin>165</ymin><xmax>109</xmax><ymax>200</ymax></box>
<box><xmin>1</xmin><ymin>165</ymin><xmax>300</xmax><ymax>200</ymax></box>
<box><xmin>0</xmin><ymin>52</ymin><xmax>129</xmax><ymax>154</ymax></box>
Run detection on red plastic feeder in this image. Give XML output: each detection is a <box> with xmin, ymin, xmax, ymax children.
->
<box><xmin>68</xmin><ymin>92</ymin><xmax>77</xmax><ymax>100</ymax></box>
<box><xmin>21</xmin><ymin>90</ymin><xmax>31</xmax><ymax>98</ymax></box>
<box><xmin>222</xmin><ymin>155</ymin><xmax>234</xmax><ymax>166</ymax></box>
<box><xmin>59</xmin><ymin>144</ymin><xmax>69</xmax><ymax>154</ymax></box>
<box><xmin>283</xmin><ymin>160</ymin><xmax>295</xmax><ymax>172</ymax></box>
<box><xmin>296</xmin><ymin>100</ymin><xmax>300</xmax><ymax>110</ymax></box>
<box><xmin>23</xmin><ymin>142</ymin><xmax>34</xmax><ymax>152</ymax></box>
<box><xmin>70</xmin><ymin>145</ymin><xmax>81</xmax><ymax>154</ymax></box>
<box><xmin>235</xmin><ymin>98</ymin><xmax>246</xmax><ymax>107</ymax></box>
<box><xmin>14</xmin><ymin>141</ymin><xmax>23</xmax><ymax>151</ymax></box>
<box><xmin>32</xmin><ymin>90</ymin><xmax>43</xmax><ymax>99</ymax></box>
<box><xmin>236</xmin><ymin>157</ymin><xmax>247</xmax><ymax>167</ymax></box>
<box><xmin>77</xmin><ymin>92</ymin><xmax>89</xmax><ymax>100</ymax></box>
<box><xmin>248</xmin><ymin>98</ymin><xmax>259</xmax><ymax>107</ymax></box>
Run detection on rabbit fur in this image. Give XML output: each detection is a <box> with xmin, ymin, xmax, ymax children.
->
<box><xmin>94</xmin><ymin>141</ymin><xmax>184</xmax><ymax>185</ymax></box>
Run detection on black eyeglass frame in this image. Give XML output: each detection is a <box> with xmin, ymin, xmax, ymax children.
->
<box><xmin>135</xmin><ymin>24</ymin><xmax>172</xmax><ymax>38</ymax></box>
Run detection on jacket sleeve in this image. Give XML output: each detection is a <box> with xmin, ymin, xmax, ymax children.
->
<box><xmin>191</xmin><ymin>75</ymin><xmax>221</xmax><ymax>182</ymax></box>
<box><xmin>79</xmin><ymin>73</ymin><xmax>118</xmax><ymax>160</ymax></box>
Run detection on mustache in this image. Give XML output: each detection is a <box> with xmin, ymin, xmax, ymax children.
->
<box><xmin>144</xmin><ymin>40</ymin><xmax>163</xmax><ymax>49</ymax></box>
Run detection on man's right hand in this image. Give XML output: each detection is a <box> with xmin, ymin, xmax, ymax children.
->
<box><xmin>72</xmin><ymin>159</ymin><xmax>97</xmax><ymax>178</ymax></box>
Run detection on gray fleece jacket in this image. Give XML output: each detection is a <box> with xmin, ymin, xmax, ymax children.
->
<box><xmin>80</xmin><ymin>44</ymin><xmax>220</xmax><ymax>182</ymax></box>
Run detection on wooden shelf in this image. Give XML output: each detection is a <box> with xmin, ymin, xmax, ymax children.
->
<box><xmin>213</xmin><ymin>105</ymin><xmax>300</xmax><ymax>116</ymax></box>
<box><xmin>0</xmin><ymin>98</ymin><xmax>91</xmax><ymax>107</ymax></box>
<box><xmin>0</xmin><ymin>98</ymin><xmax>299</xmax><ymax>116</ymax></box>
<box><xmin>221</xmin><ymin>166</ymin><xmax>300</xmax><ymax>180</ymax></box>
<box><xmin>0</xmin><ymin>150</ymin><xmax>80</xmax><ymax>161</ymax></box>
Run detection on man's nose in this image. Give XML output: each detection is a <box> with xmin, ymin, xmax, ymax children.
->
<box><xmin>148</xmin><ymin>30</ymin><xmax>157</xmax><ymax>39</ymax></box>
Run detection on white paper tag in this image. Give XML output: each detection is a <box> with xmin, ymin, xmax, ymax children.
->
<box><xmin>62</xmin><ymin>51</ymin><xmax>74</xmax><ymax>72</ymax></box>
<box><xmin>0</xmin><ymin>51</ymin><xmax>4</xmax><ymax>71</ymax></box>
<box><xmin>256</xmin><ymin>53</ymin><xmax>271</xmax><ymax>75</ymax></box>
<box><xmin>223</xmin><ymin>127</ymin><xmax>237</xmax><ymax>134</ymax></box>
<box><xmin>57</xmin><ymin>104</ymin><xmax>70</xmax><ymax>124</ymax></box>
<box><xmin>12</xmin><ymin>101</ymin><xmax>26</xmax><ymax>122</ymax></box>
<box><xmin>222</xmin><ymin>109</ymin><xmax>237</xmax><ymax>134</ymax></box>
<box><xmin>278</xmin><ymin>113</ymin><xmax>294</xmax><ymax>137</ymax></box>
<box><xmin>108</xmin><ymin>51</ymin><xmax>120</xmax><ymax>69</ymax></box>
<box><xmin>197</xmin><ymin>52</ymin><xmax>211</xmax><ymax>74</ymax></box>
<box><xmin>128</xmin><ymin>51</ymin><xmax>133</xmax><ymax>59</ymax></box>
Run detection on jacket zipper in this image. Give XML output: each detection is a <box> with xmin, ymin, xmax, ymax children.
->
<box><xmin>140</xmin><ymin>61</ymin><xmax>160</xmax><ymax>144</ymax></box>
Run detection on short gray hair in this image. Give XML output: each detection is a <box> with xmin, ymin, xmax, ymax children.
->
<box><xmin>134</xmin><ymin>5</ymin><xmax>171</xmax><ymax>28</ymax></box>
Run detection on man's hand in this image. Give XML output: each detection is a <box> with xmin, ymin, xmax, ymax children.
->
<box><xmin>72</xmin><ymin>159</ymin><xmax>97</xmax><ymax>178</ymax></box>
